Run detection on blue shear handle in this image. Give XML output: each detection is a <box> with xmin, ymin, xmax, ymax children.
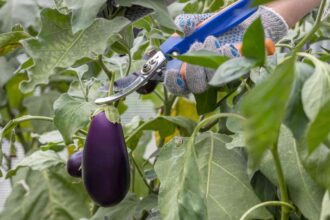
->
<box><xmin>160</xmin><ymin>0</ymin><xmax>257</xmax><ymax>55</ymax></box>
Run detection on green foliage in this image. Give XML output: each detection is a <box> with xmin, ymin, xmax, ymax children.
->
<box><xmin>0</xmin><ymin>31</ymin><xmax>30</xmax><ymax>56</ymax></box>
<box><xmin>241</xmin><ymin>57</ymin><xmax>295</xmax><ymax>168</ymax></box>
<box><xmin>175</xmin><ymin>50</ymin><xmax>229</xmax><ymax>69</ymax></box>
<box><xmin>0</xmin><ymin>168</ymin><xmax>91</xmax><ymax>220</ymax></box>
<box><xmin>6</xmin><ymin>150</ymin><xmax>65</xmax><ymax>178</ymax></box>
<box><xmin>53</xmin><ymin>94</ymin><xmax>97</xmax><ymax>144</ymax></box>
<box><xmin>20</xmin><ymin>9</ymin><xmax>130</xmax><ymax>93</ymax></box>
<box><xmin>155</xmin><ymin>133</ymin><xmax>271</xmax><ymax>220</ymax></box>
<box><xmin>0</xmin><ymin>0</ymin><xmax>329</xmax><ymax>220</ymax></box>
<box><xmin>260</xmin><ymin>127</ymin><xmax>324</xmax><ymax>220</ymax></box>
<box><xmin>209</xmin><ymin>57</ymin><xmax>257</xmax><ymax>87</ymax></box>
<box><xmin>242</xmin><ymin>17</ymin><xmax>266</xmax><ymax>66</ymax></box>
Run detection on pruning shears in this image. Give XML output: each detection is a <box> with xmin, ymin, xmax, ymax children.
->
<box><xmin>95</xmin><ymin>0</ymin><xmax>257</xmax><ymax>105</ymax></box>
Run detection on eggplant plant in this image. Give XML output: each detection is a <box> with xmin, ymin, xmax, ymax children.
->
<box><xmin>0</xmin><ymin>0</ymin><xmax>330</xmax><ymax>220</ymax></box>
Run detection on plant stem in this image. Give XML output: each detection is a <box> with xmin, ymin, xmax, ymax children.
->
<box><xmin>131</xmin><ymin>152</ymin><xmax>154</xmax><ymax>192</ymax></box>
<box><xmin>98</xmin><ymin>54</ymin><xmax>116</xmax><ymax>98</ymax></box>
<box><xmin>271</xmin><ymin>142</ymin><xmax>290</xmax><ymax>220</ymax></box>
<box><xmin>77</xmin><ymin>129</ymin><xmax>88</xmax><ymax>136</ymax></box>
<box><xmin>98</xmin><ymin>54</ymin><xmax>113</xmax><ymax>80</ymax></box>
<box><xmin>239</xmin><ymin>201</ymin><xmax>295</xmax><ymax>220</ymax></box>
<box><xmin>125</xmin><ymin>52</ymin><xmax>132</xmax><ymax>76</ymax></box>
<box><xmin>5</xmin><ymin>104</ymin><xmax>28</xmax><ymax>152</ymax></box>
<box><xmin>72</xmin><ymin>135</ymin><xmax>86</xmax><ymax>141</ymax></box>
<box><xmin>293</xmin><ymin>0</ymin><xmax>327</xmax><ymax>53</ymax></box>
<box><xmin>153</xmin><ymin>89</ymin><xmax>165</xmax><ymax>102</ymax></box>
<box><xmin>108</xmin><ymin>71</ymin><xmax>115</xmax><ymax>97</ymax></box>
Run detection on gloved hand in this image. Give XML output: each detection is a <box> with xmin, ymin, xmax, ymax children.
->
<box><xmin>164</xmin><ymin>6</ymin><xmax>289</xmax><ymax>95</ymax></box>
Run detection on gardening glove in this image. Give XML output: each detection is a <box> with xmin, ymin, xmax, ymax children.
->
<box><xmin>164</xmin><ymin>6</ymin><xmax>289</xmax><ymax>95</ymax></box>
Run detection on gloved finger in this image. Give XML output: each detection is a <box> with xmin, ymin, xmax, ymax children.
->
<box><xmin>164</xmin><ymin>42</ymin><xmax>205</xmax><ymax>95</ymax></box>
<box><xmin>164</xmin><ymin>67</ymin><xmax>189</xmax><ymax>96</ymax></box>
<box><xmin>164</xmin><ymin>40</ymin><xmax>241</xmax><ymax>95</ymax></box>
<box><xmin>174</xmin><ymin>13</ymin><xmax>214</xmax><ymax>36</ymax></box>
<box><xmin>182</xmin><ymin>39</ymin><xmax>241</xmax><ymax>94</ymax></box>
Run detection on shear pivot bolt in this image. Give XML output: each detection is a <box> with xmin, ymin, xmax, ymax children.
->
<box><xmin>143</xmin><ymin>64</ymin><xmax>151</xmax><ymax>72</ymax></box>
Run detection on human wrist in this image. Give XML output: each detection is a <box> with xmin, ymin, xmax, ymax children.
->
<box><xmin>265</xmin><ymin>0</ymin><xmax>322</xmax><ymax>27</ymax></box>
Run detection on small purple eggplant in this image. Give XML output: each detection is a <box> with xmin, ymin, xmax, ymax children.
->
<box><xmin>67</xmin><ymin>151</ymin><xmax>82</xmax><ymax>178</ymax></box>
<box><xmin>82</xmin><ymin>112</ymin><xmax>130</xmax><ymax>207</ymax></box>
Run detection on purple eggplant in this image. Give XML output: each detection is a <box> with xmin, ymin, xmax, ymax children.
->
<box><xmin>67</xmin><ymin>151</ymin><xmax>83</xmax><ymax>178</ymax></box>
<box><xmin>82</xmin><ymin>112</ymin><xmax>130</xmax><ymax>207</ymax></box>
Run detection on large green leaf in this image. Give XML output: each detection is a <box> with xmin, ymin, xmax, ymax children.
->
<box><xmin>241</xmin><ymin>57</ymin><xmax>295</xmax><ymax>168</ymax></box>
<box><xmin>64</xmin><ymin>0</ymin><xmax>107</xmax><ymax>33</ymax></box>
<box><xmin>126</xmin><ymin>116</ymin><xmax>196</xmax><ymax>149</ymax></box>
<box><xmin>90</xmin><ymin>193</ymin><xmax>158</xmax><ymax>220</ymax></box>
<box><xmin>155</xmin><ymin>137</ymin><xmax>206</xmax><ymax>220</ymax></box>
<box><xmin>91</xmin><ymin>194</ymin><xmax>138</xmax><ymax>220</ymax></box>
<box><xmin>155</xmin><ymin>133</ymin><xmax>271</xmax><ymax>220</ymax></box>
<box><xmin>284</xmin><ymin>62</ymin><xmax>313</xmax><ymax>140</ymax></box>
<box><xmin>23</xmin><ymin>91</ymin><xmax>60</xmax><ymax>134</ymax></box>
<box><xmin>6</xmin><ymin>150</ymin><xmax>65</xmax><ymax>178</ymax></box>
<box><xmin>0</xmin><ymin>0</ymin><xmax>40</xmax><ymax>32</ymax></box>
<box><xmin>299</xmin><ymin>141</ymin><xmax>330</xmax><ymax>191</ymax></box>
<box><xmin>0</xmin><ymin>31</ymin><xmax>30</xmax><ymax>56</ymax></box>
<box><xmin>194</xmin><ymin>87</ymin><xmax>218</xmax><ymax>115</ymax></box>
<box><xmin>175</xmin><ymin>50</ymin><xmax>229</xmax><ymax>69</ymax></box>
<box><xmin>53</xmin><ymin>93</ymin><xmax>97</xmax><ymax>144</ymax></box>
<box><xmin>321</xmin><ymin>192</ymin><xmax>330</xmax><ymax>220</ymax></box>
<box><xmin>242</xmin><ymin>17</ymin><xmax>266</xmax><ymax>66</ymax></box>
<box><xmin>209</xmin><ymin>57</ymin><xmax>257</xmax><ymax>87</ymax></box>
<box><xmin>260</xmin><ymin>126</ymin><xmax>324</xmax><ymax>220</ymax></box>
<box><xmin>20</xmin><ymin>9</ymin><xmax>130</xmax><ymax>93</ymax></box>
<box><xmin>0</xmin><ymin>168</ymin><xmax>91</xmax><ymax>220</ymax></box>
<box><xmin>302</xmin><ymin>59</ymin><xmax>330</xmax><ymax>120</ymax></box>
<box><xmin>306</xmin><ymin>98</ymin><xmax>330</xmax><ymax>153</ymax></box>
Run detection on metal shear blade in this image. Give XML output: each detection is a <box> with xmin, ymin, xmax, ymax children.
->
<box><xmin>95</xmin><ymin>51</ymin><xmax>167</xmax><ymax>105</ymax></box>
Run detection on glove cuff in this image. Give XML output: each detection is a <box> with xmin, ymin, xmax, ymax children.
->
<box><xmin>258</xmin><ymin>6</ymin><xmax>289</xmax><ymax>42</ymax></box>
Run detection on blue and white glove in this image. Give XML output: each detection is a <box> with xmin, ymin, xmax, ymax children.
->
<box><xmin>164</xmin><ymin>6</ymin><xmax>289</xmax><ymax>95</ymax></box>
